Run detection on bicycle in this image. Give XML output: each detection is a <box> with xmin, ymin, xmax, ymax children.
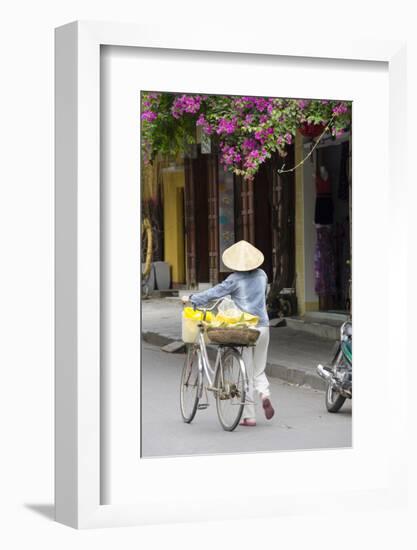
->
<box><xmin>180</xmin><ymin>299</ymin><xmax>255</xmax><ymax>432</ymax></box>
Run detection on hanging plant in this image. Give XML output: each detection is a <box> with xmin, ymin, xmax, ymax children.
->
<box><xmin>141</xmin><ymin>93</ymin><xmax>351</xmax><ymax>181</ymax></box>
<box><xmin>299</xmin><ymin>121</ymin><xmax>326</xmax><ymax>138</ymax></box>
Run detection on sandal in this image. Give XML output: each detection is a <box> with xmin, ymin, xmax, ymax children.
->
<box><xmin>262</xmin><ymin>397</ymin><xmax>275</xmax><ymax>420</ymax></box>
<box><xmin>239</xmin><ymin>418</ymin><xmax>257</xmax><ymax>427</ymax></box>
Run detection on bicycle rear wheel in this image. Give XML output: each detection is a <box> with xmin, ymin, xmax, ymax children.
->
<box><xmin>180</xmin><ymin>346</ymin><xmax>202</xmax><ymax>423</ymax></box>
<box><xmin>215</xmin><ymin>349</ymin><xmax>247</xmax><ymax>431</ymax></box>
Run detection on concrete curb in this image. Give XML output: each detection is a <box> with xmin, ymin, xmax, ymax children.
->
<box><xmin>284</xmin><ymin>318</ymin><xmax>340</xmax><ymax>341</ymax></box>
<box><xmin>142</xmin><ymin>331</ymin><xmax>326</xmax><ymax>392</ymax></box>
<box><xmin>265</xmin><ymin>362</ymin><xmax>326</xmax><ymax>391</ymax></box>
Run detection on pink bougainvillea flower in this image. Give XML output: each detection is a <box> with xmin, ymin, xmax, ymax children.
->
<box><xmin>216</xmin><ymin>117</ymin><xmax>237</xmax><ymax>135</ymax></box>
<box><xmin>141</xmin><ymin>111</ymin><xmax>157</xmax><ymax>121</ymax></box>
<box><xmin>267</xmin><ymin>101</ymin><xmax>274</xmax><ymax>114</ymax></box>
<box><xmin>297</xmin><ymin>99</ymin><xmax>310</xmax><ymax>109</ymax></box>
<box><xmin>244</xmin><ymin>157</ymin><xmax>256</xmax><ymax>169</ymax></box>
<box><xmin>242</xmin><ymin>96</ymin><xmax>256</xmax><ymax>107</ymax></box>
<box><xmin>254</xmin><ymin>97</ymin><xmax>268</xmax><ymax>112</ymax></box>
<box><xmin>242</xmin><ymin>138</ymin><xmax>257</xmax><ymax>151</ymax></box>
<box><xmin>332</xmin><ymin>103</ymin><xmax>348</xmax><ymax>116</ymax></box>
<box><xmin>196</xmin><ymin>113</ymin><xmax>213</xmax><ymax>134</ymax></box>
<box><xmin>171</xmin><ymin>94</ymin><xmax>202</xmax><ymax>118</ymax></box>
<box><xmin>142</xmin><ymin>91</ymin><xmax>351</xmax><ymax>182</ymax></box>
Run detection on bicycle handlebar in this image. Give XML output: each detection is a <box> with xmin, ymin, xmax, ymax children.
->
<box><xmin>181</xmin><ymin>297</ymin><xmax>223</xmax><ymax>312</ymax></box>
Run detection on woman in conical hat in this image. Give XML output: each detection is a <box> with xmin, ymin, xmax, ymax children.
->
<box><xmin>182</xmin><ymin>240</ymin><xmax>275</xmax><ymax>426</ymax></box>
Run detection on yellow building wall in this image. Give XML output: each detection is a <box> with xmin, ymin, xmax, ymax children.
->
<box><xmin>142</xmin><ymin>162</ymin><xmax>158</xmax><ymax>201</ymax></box>
<box><xmin>162</xmin><ymin>169</ymin><xmax>185</xmax><ymax>284</ymax></box>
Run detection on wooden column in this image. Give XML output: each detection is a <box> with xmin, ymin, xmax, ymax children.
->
<box><xmin>184</xmin><ymin>157</ymin><xmax>197</xmax><ymax>288</ymax></box>
<box><xmin>207</xmin><ymin>154</ymin><xmax>219</xmax><ymax>284</ymax></box>
<box><xmin>241</xmin><ymin>177</ymin><xmax>248</xmax><ymax>241</ymax></box>
<box><xmin>271</xmin><ymin>163</ymin><xmax>280</xmax><ymax>283</ymax></box>
<box><xmin>240</xmin><ymin>177</ymin><xmax>255</xmax><ymax>244</ymax></box>
<box><xmin>248</xmin><ymin>178</ymin><xmax>255</xmax><ymax>244</ymax></box>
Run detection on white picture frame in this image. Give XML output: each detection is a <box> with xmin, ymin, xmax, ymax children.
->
<box><xmin>55</xmin><ymin>20</ymin><xmax>408</xmax><ymax>529</ymax></box>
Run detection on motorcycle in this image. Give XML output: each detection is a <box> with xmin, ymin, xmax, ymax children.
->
<box><xmin>316</xmin><ymin>320</ymin><xmax>352</xmax><ymax>412</ymax></box>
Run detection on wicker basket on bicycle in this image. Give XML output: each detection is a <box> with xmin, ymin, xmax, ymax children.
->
<box><xmin>206</xmin><ymin>327</ymin><xmax>260</xmax><ymax>346</ymax></box>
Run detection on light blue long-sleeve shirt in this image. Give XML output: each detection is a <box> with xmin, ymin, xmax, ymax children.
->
<box><xmin>190</xmin><ymin>269</ymin><xmax>269</xmax><ymax>326</ymax></box>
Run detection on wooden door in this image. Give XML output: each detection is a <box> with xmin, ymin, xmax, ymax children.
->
<box><xmin>271</xmin><ymin>147</ymin><xmax>295</xmax><ymax>289</ymax></box>
<box><xmin>253</xmin><ymin>160</ymin><xmax>273</xmax><ymax>281</ymax></box>
<box><xmin>194</xmin><ymin>153</ymin><xmax>209</xmax><ymax>283</ymax></box>
<box><xmin>184</xmin><ymin>149</ymin><xmax>215</xmax><ymax>287</ymax></box>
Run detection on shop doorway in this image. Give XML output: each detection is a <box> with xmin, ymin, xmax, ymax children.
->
<box><xmin>315</xmin><ymin>138</ymin><xmax>351</xmax><ymax>312</ymax></box>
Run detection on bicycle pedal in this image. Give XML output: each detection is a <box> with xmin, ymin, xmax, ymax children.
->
<box><xmin>198</xmin><ymin>403</ymin><xmax>210</xmax><ymax>410</ymax></box>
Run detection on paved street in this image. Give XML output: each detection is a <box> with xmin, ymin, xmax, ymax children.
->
<box><xmin>141</xmin><ymin>341</ymin><xmax>352</xmax><ymax>458</ymax></box>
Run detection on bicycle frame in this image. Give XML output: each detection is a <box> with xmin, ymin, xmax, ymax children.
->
<box><xmin>188</xmin><ymin>326</ymin><xmax>226</xmax><ymax>401</ymax></box>
<box><xmin>184</xmin><ymin>298</ymin><xmax>251</xmax><ymax>401</ymax></box>
<box><xmin>184</xmin><ymin>298</ymin><xmax>222</xmax><ymax>389</ymax></box>
<box><xmin>193</xmin><ymin>323</ymin><xmax>250</xmax><ymax>401</ymax></box>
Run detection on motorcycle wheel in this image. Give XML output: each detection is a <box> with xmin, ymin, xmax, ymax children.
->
<box><xmin>325</xmin><ymin>383</ymin><xmax>346</xmax><ymax>413</ymax></box>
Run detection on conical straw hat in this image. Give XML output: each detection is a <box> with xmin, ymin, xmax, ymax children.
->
<box><xmin>222</xmin><ymin>240</ymin><xmax>264</xmax><ymax>272</ymax></box>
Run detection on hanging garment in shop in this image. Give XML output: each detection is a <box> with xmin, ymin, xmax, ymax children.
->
<box><xmin>314</xmin><ymin>175</ymin><xmax>334</xmax><ymax>225</ymax></box>
<box><xmin>314</xmin><ymin>225</ymin><xmax>337</xmax><ymax>296</ymax></box>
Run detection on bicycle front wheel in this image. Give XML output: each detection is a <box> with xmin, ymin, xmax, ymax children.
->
<box><xmin>215</xmin><ymin>348</ymin><xmax>247</xmax><ymax>431</ymax></box>
<box><xmin>180</xmin><ymin>346</ymin><xmax>202</xmax><ymax>423</ymax></box>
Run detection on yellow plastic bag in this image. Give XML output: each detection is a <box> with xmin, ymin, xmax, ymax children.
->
<box><xmin>214</xmin><ymin>298</ymin><xmax>259</xmax><ymax>327</ymax></box>
<box><xmin>215</xmin><ymin>297</ymin><xmax>242</xmax><ymax>324</ymax></box>
<box><xmin>215</xmin><ymin>312</ymin><xmax>241</xmax><ymax>324</ymax></box>
<box><xmin>182</xmin><ymin>307</ymin><xmax>213</xmax><ymax>343</ymax></box>
<box><xmin>215</xmin><ymin>312</ymin><xmax>259</xmax><ymax>326</ymax></box>
<box><xmin>241</xmin><ymin>312</ymin><xmax>260</xmax><ymax>325</ymax></box>
<box><xmin>183</xmin><ymin>307</ymin><xmax>213</xmax><ymax>322</ymax></box>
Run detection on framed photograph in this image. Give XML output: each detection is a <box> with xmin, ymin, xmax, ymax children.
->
<box><xmin>55</xmin><ymin>21</ymin><xmax>408</xmax><ymax>528</ymax></box>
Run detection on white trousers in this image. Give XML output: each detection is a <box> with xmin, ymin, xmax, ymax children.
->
<box><xmin>242</xmin><ymin>326</ymin><xmax>270</xmax><ymax>419</ymax></box>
